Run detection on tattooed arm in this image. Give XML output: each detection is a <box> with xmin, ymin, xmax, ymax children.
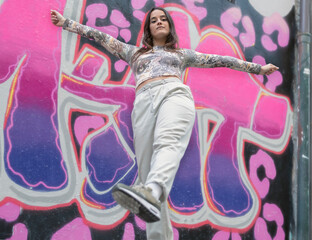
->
<box><xmin>183</xmin><ymin>49</ymin><xmax>262</xmax><ymax>74</ymax></box>
<box><xmin>51</xmin><ymin>10</ymin><xmax>138</xmax><ymax>63</ymax></box>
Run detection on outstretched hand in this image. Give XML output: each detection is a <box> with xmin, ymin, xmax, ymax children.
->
<box><xmin>50</xmin><ymin>10</ymin><xmax>66</xmax><ymax>27</ymax></box>
<box><xmin>259</xmin><ymin>63</ymin><xmax>279</xmax><ymax>75</ymax></box>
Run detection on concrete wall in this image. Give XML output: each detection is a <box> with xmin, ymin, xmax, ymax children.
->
<box><xmin>0</xmin><ymin>0</ymin><xmax>295</xmax><ymax>239</ymax></box>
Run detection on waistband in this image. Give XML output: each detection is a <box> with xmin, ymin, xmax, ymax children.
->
<box><xmin>136</xmin><ymin>77</ymin><xmax>181</xmax><ymax>96</ymax></box>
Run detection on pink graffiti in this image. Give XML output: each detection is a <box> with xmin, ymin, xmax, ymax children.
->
<box><xmin>122</xmin><ymin>223</ymin><xmax>135</xmax><ymax>240</ymax></box>
<box><xmin>0</xmin><ymin>202</ymin><xmax>20</xmax><ymax>222</ymax></box>
<box><xmin>213</xmin><ymin>231</ymin><xmax>230</xmax><ymax>240</ymax></box>
<box><xmin>221</xmin><ymin>8</ymin><xmax>255</xmax><ymax>48</ymax></box>
<box><xmin>252</xmin><ymin>55</ymin><xmax>283</xmax><ymax>92</ymax></box>
<box><xmin>240</xmin><ymin>16</ymin><xmax>255</xmax><ymax>47</ymax></box>
<box><xmin>74</xmin><ymin>115</ymin><xmax>106</xmax><ymax>145</ymax></box>
<box><xmin>254</xmin><ymin>203</ymin><xmax>285</xmax><ymax>240</ymax></box>
<box><xmin>135</xmin><ymin>216</ymin><xmax>146</xmax><ymax>230</ymax></box>
<box><xmin>263</xmin><ymin>203</ymin><xmax>285</xmax><ymax>239</ymax></box>
<box><xmin>120</xmin><ymin>28</ymin><xmax>131</xmax><ymax>42</ymax></box>
<box><xmin>131</xmin><ymin>0</ymin><xmax>148</xmax><ymax>9</ymax></box>
<box><xmin>171</xmin><ymin>11</ymin><xmax>191</xmax><ymax>49</ymax></box>
<box><xmin>213</xmin><ymin>231</ymin><xmax>242</xmax><ymax>240</ymax></box>
<box><xmin>115</xmin><ymin>59</ymin><xmax>129</xmax><ymax>73</ymax></box>
<box><xmin>154</xmin><ymin>0</ymin><xmax>165</xmax><ymax>5</ymax></box>
<box><xmin>110</xmin><ymin>10</ymin><xmax>130</xmax><ymax>28</ymax></box>
<box><xmin>131</xmin><ymin>0</ymin><xmax>164</xmax><ymax>21</ymax></box>
<box><xmin>254</xmin><ymin>217</ymin><xmax>271</xmax><ymax>240</ymax></box>
<box><xmin>179</xmin><ymin>1</ymin><xmax>291</xmax><ymax>221</ymax></box>
<box><xmin>265</xmin><ymin>71</ymin><xmax>283</xmax><ymax>92</ymax></box>
<box><xmin>250</xmin><ymin>150</ymin><xmax>276</xmax><ymax>199</ymax></box>
<box><xmin>7</xmin><ymin>223</ymin><xmax>28</xmax><ymax>240</ymax></box>
<box><xmin>73</xmin><ymin>56</ymin><xmax>103</xmax><ymax>81</ymax></box>
<box><xmin>261</xmin><ymin>13</ymin><xmax>289</xmax><ymax>51</ymax></box>
<box><xmin>86</xmin><ymin>4</ymin><xmax>119</xmax><ymax>38</ymax></box>
<box><xmin>85</xmin><ymin>3</ymin><xmax>108</xmax><ymax>20</ymax></box>
<box><xmin>220</xmin><ymin>7</ymin><xmax>241</xmax><ymax>37</ymax></box>
<box><xmin>51</xmin><ymin>218</ymin><xmax>91</xmax><ymax>240</ymax></box>
<box><xmin>173</xmin><ymin>227</ymin><xmax>179</xmax><ymax>240</ymax></box>
<box><xmin>133</xmin><ymin>10</ymin><xmax>146</xmax><ymax>22</ymax></box>
<box><xmin>232</xmin><ymin>233</ymin><xmax>242</xmax><ymax>240</ymax></box>
<box><xmin>253</xmin><ymin>93</ymin><xmax>288</xmax><ymax>138</ymax></box>
<box><xmin>181</xmin><ymin>0</ymin><xmax>207</xmax><ymax>20</ymax></box>
<box><xmin>78</xmin><ymin>58</ymin><xmax>101</xmax><ymax>79</ymax></box>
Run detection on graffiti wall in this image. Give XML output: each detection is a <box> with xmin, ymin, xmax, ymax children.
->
<box><xmin>0</xmin><ymin>0</ymin><xmax>295</xmax><ymax>239</ymax></box>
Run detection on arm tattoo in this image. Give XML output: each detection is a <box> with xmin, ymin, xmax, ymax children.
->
<box><xmin>63</xmin><ymin>19</ymin><xmax>137</xmax><ymax>63</ymax></box>
<box><xmin>184</xmin><ymin>49</ymin><xmax>261</xmax><ymax>74</ymax></box>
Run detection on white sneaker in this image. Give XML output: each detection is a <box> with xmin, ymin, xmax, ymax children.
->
<box><xmin>112</xmin><ymin>183</ymin><xmax>161</xmax><ymax>222</ymax></box>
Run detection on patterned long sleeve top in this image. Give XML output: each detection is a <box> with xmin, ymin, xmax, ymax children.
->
<box><xmin>63</xmin><ymin>19</ymin><xmax>262</xmax><ymax>88</ymax></box>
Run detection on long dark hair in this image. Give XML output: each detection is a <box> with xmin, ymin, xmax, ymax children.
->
<box><xmin>132</xmin><ymin>7</ymin><xmax>180</xmax><ymax>62</ymax></box>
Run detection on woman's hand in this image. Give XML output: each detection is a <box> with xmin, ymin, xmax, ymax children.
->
<box><xmin>259</xmin><ymin>63</ymin><xmax>279</xmax><ymax>75</ymax></box>
<box><xmin>50</xmin><ymin>10</ymin><xmax>66</xmax><ymax>27</ymax></box>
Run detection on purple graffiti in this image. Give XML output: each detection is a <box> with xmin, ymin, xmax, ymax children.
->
<box><xmin>2</xmin><ymin>0</ymin><xmax>68</xmax><ymax>190</ymax></box>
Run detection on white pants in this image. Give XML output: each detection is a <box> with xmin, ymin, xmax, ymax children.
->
<box><xmin>131</xmin><ymin>78</ymin><xmax>196</xmax><ymax>240</ymax></box>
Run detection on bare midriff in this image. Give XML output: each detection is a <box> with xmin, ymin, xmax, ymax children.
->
<box><xmin>136</xmin><ymin>75</ymin><xmax>179</xmax><ymax>92</ymax></box>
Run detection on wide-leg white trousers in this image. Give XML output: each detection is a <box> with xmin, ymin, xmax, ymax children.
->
<box><xmin>131</xmin><ymin>78</ymin><xmax>196</xmax><ymax>240</ymax></box>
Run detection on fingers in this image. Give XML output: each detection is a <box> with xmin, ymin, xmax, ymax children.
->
<box><xmin>265</xmin><ymin>63</ymin><xmax>279</xmax><ymax>75</ymax></box>
<box><xmin>50</xmin><ymin>10</ymin><xmax>58</xmax><ymax>24</ymax></box>
<box><xmin>259</xmin><ymin>63</ymin><xmax>279</xmax><ymax>76</ymax></box>
<box><xmin>50</xmin><ymin>9</ymin><xmax>64</xmax><ymax>26</ymax></box>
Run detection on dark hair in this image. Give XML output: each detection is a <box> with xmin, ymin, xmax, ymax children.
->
<box><xmin>132</xmin><ymin>7</ymin><xmax>180</xmax><ymax>62</ymax></box>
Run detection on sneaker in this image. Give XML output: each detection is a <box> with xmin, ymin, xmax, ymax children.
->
<box><xmin>112</xmin><ymin>183</ymin><xmax>161</xmax><ymax>222</ymax></box>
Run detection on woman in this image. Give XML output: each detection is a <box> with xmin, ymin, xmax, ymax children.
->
<box><xmin>51</xmin><ymin>7</ymin><xmax>278</xmax><ymax>240</ymax></box>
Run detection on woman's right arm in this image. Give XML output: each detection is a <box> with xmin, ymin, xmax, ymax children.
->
<box><xmin>50</xmin><ymin>10</ymin><xmax>137</xmax><ymax>62</ymax></box>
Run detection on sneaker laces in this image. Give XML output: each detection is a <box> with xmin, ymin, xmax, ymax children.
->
<box><xmin>132</xmin><ymin>183</ymin><xmax>152</xmax><ymax>193</ymax></box>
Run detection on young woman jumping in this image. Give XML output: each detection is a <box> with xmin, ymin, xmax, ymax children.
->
<box><xmin>51</xmin><ymin>7</ymin><xmax>278</xmax><ymax>239</ymax></box>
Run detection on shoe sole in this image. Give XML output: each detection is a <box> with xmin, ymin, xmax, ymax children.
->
<box><xmin>112</xmin><ymin>186</ymin><xmax>160</xmax><ymax>223</ymax></box>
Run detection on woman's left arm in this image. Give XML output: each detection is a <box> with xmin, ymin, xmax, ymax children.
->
<box><xmin>183</xmin><ymin>50</ymin><xmax>278</xmax><ymax>75</ymax></box>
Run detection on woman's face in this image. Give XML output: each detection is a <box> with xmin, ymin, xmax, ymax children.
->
<box><xmin>149</xmin><ymin>9</ymin><xmax>170</xmax><ymax>44</ymax></box>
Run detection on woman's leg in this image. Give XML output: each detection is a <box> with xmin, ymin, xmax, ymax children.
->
<box><xmin>131</xmin><ymin>89</ymin><xmax>156</xmax><ymax>185</ymax></box>
<box><xmin>114</xmin><ymin>80</ymin><xmax>195</xmax><ymax>240</ymax></box>
<box><xmin>146</xmin><ymin>83</ymin><xmax>195</xmax><ymax>240</ymax></box>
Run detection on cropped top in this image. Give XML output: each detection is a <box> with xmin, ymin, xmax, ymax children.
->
<box><xmin>63</xmin><ymin>19</ymin><xmax>262</xmax><ymax>88</ymax></box>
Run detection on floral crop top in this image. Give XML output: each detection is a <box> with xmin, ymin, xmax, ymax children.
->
<box><xmin>63</xmin><ymin>19</ymin><xmax>261</xmax><ymax>88</ymax></box>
